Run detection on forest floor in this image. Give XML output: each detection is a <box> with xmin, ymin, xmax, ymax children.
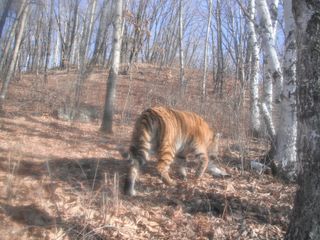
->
<box><xmin>0</xmin><ymin>64</ymin><xmax>296</xmax><ymax>239</ymax></box>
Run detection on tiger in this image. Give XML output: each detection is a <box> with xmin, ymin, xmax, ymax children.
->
<box><xmin>124</xmin><ymin>106</ymin><xmax>216</xmax><ymax>196</ymax></box>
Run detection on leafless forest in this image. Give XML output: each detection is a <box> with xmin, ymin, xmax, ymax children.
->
<box><xmin>0</xmin><ymin>0</ymin><xmax>319</xmax><ymax>239</ymax></box>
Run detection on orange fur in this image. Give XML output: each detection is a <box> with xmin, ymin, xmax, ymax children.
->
<box><xmin>124</xmin><ymin>106</ymin><xmax>215</xmax><ymax>196</ymax></box>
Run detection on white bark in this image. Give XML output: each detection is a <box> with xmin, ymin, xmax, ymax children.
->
<box><xmin>179</xmin><ymin>0</ymin><xmax>186</xmax><ymax>91</ymax></box>
<box><xmin>275</xmin><ymin>0</ymin><xmax>297</xmax><ymax>178</ymax></box>
<box><xmin>84</xmin><ymin>0</ymin><xmax>97</xmax><ymax>60</ymax></box>
<box><xmin>202</xmin><ymin>0</ymin><xmax>212</xmax><ymax>98</ymax></box>
<box><xmin>268</xmin><ymin>0</ymin><xmax>279</xmax><ymax>39</ymax></box>
<box><xmin>262</xmin><ymin>0</ymin><xmax>279</xmax><ymax>113</ymax></box>
<box><xmin>260</xmin><ymin>102</ymin><xmax>276</xmax><ymax>140</ymax></box>
<box><xmin>247</xmin><ymin>0</ymin><xmax>261</xmax><ymax>135</ymax></box>
<box><xmin>53</xmin><ymin>32</ymin><xmax>60</xmax><ymax>67</ymax></box>
<box><xmin>256</xmin><ymin>0</ymin><xmax>283</xmax><ymax>108</ymax></box>
<box><xmin>262</xmin><ymin>59</ymin><xmax>273</xmax><ymax>113</ymax></box>
<box><xmin>215</xmin><ymin>0</ymin><xmax>224</xmax><ymax>95</ymax></box>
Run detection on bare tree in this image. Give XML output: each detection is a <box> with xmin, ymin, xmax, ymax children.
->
<box><xmin>84</xmin><ymin>0</ymin><xmax>97</xmax><ymax>60</ymax></box>
<box><xmin>0</xmin><ymin>3</ymin><xmax>26</xmax><ymax>75</ymax></box>
<box><xmin>285</xmin><ymin>0</ymin><xmax>320</xmax><ymax>238</ymax></box>
<box><xmin>247</xmin><ymin>0</ymin><xmax>261</xmax><ymax>136</ymax></box>
<box><xmin>30</xmin><ymin>7</ymin><xmax>45</xmax><ymax>74</ymax></box>
<box><xmin>0</xmin><ymin>0</ymin><xmax>12</xmax><ymax>39</ymax></box>
<box><xmin>101</xmin><ymin>0</ymin><xmax>123</xmax><ymax>133</ymax></box>
<box><xmin>44</xmin><ymin>0</ymin><xmax>55</xmax><ymax>81</ymax></box>
<box><xmin>215</xmin><ymin>0</ymin><xmax>224</xmax><ymax>96</ymax></box>
<box><xmin>73</xmin><ymin>0</ymin><xmax>98</xmax><ymax>112</ymax></box>
<box><xmin>56</xmin><ymin>0</ymin><xmax>80</xmax><ymax>69</ymax></box>
<box><xmin>202</xmin><ymin>0</ymin><xmax>213</xmax><ymax>98</ymax></box>
<box><xmin>0</xmin><ymin>0</ymin><xmax>29</xmax><ymax>111</ymax></box>
<box><xmin>91</xmin><ymin>0</ymin><xmax>111</xmax><ymax>66</ymax></box>
<box><xmin>125</xmin><ymin>0</ymin><xmax>149</xmax><ymax>71</ymax></box>
<box><xmin>179</xmin><ymin>0</ymin><xmax>186</xmax><ymax>91</ymax></box>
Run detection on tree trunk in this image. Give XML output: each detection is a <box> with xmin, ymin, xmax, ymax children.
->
<box><xmin>30</xmin><ymin>14</ymin><xmax>42</xmax><ymax>73</ymax></box>
<box><xmin>179</xmin><ymin>0</ymin><xmax>186</xmax><ymax>92</ymax></box>
<box><xmin>202</xmin><ymin>0</ymin><xmax>212</xmax><ymax>99</ymax></box>
<box><xmin>0</xmin><ymin>0</ymin><xmax>29</xmax><ymax>111</ymax></box>
<box><xmin>0</xmin><ymin>3</ymin><xmax>26</xmax><ymax>75</ymax></box>
<box><xmin>84</xmin><ymin>0</ymin><xmax>97</xmax><ymax>60</ymax></box>
<box><xmin>274</xmin><ymin>0</ymin><xmax>297</xmax><ymax>180</ymax></box>
<box><xmin>215</xmin><ymin>0</ymin><xmax>224</xmax><ymax>96</ymax></box>
<box><xmin>91</xmin><ymin>0</ymin><xmax>110</xmax><ymax>66</ymax></box>
<box><xmin>53</xmin><ymin>32</ymin><xmax>60</xmax><ymax>68</ymax></box>
<box><xmin>128</xmin><ymin>0</ymin><xmax>148</xmax><ymax>70</ymax></box>
<box><xmin>247</xmin><ymin>0</ymin><xmax>261</xmax><ymax>136</ymax></box>
<box><xmin>0</xmin><ymin>0</ymin><xmax>12</xmax><ymax>39</ymax></box>
<box><xmin>73</xmin><ymin>0</ymin><xmax>97</xmax><ymax>113</ymax></box>
<box><xmin>211</xmin><ymin>25</ymin><xmax>216</xmax><ymax>86</ymax></box>
<box><xmin>256</xmin><ymin>0</ymin><xmax>282</xmax><ymax>104</ymax></box>
<box><xmin>285</xmin><ymin>1</ymin><xmax>320</xmax><ymax>239</ymax></box>
<box><xmin>61</xmin><ymin>0</ymin><xmax>79</xmax><ymax>70</ymax></box>
<box><xmin>101</xmin><ymin>0</ymin><xmax>123</xmax><ymax>133</ymax></box>
<box><xmin>44</xmin><ymin>0</ymin><xmax>55</xmax><ymax>81</ymax></box>
<box><xmin>268</xmin><ymin>0</ymin><xmax>279</xmax><ymax>39</ymax></box>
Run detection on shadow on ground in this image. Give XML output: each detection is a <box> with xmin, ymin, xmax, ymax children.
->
<box><xmin>0</xmin><ymin>203</ymin><xmax>106</xmax><ymax>240</ymax></box>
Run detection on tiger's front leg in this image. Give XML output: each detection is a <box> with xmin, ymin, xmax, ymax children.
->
<box><xmin>195</xmin><ymin>152</ymin><xmax>209</xmax><ymax>179</ymax></box>
<box><xmin>157</xmin><ymin>150</ymin><xmax>176</xmax><ymax>185</ymax></box>
<box><xmin>124</xmin><ymin>146</ymin><xmax>149</xmax><ymax>196</ymax></box>
<box><xmin>124</xmin><ymin>159</ymin><xmax>140</xmax><ymax>196</ymax></box>
<box><xmin>176</xmin><ymin>155</ymin><xmax>187</xmax><ymax>180</ymax></box>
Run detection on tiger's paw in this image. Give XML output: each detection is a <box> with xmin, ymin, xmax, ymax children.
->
<box><xmin>161</xmin><ymin>174</ymin><xmax>176</xmax><ymax>186</ymax></box>
<box><xmin>178</xmin><ymin>167</ymin><xmax>187</xmax><ymax>180</ymax></box>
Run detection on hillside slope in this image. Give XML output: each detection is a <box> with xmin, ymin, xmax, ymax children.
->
<box><xmin>0</xmin><ymin>65</ymin><xmax>295</xmax><ymax>239</ymax></box>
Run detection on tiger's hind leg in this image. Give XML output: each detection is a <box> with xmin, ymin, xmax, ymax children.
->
<box><xmin>195</xmin><ymin>152</ymin><xmax>209</xmax><ymax>179</ymax></box>
<box><xmin>157</xmin><ymin>149</ymin><xmax>176</xmax><ymax>185</ymax></box>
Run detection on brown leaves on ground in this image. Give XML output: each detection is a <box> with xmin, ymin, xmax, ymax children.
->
<box><xmin>0</xmin><ymin>65</ymin><xmax>295</xmax><ymax>239</ymax></box>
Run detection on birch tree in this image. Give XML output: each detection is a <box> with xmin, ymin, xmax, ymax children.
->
<box><xmin>268</xmin><ymin>0</ymin><xmax>279</xmax><ymax>38</ymax></box>
<box><xmin>0</xmin><ymin>0</ymin><xmax>29</xmax><ymax>111</ymax></box>
<box><xmin>179</xmin><ymin>0</ymin><xmax>186</xmax><ymax>91</ymax></box>
<box><xmin>247</xmin><ymin>0</ymin><xmax>261</xmax><ymax>136</ymax></box>
<box><xmin>215</xmin><ymin>0</ymin><xmax>224</xmax><ymax>96</ymax></box>
<box><xmin>44</xmin><ymin>0</ymin><xmax>55</xmax><ymax>81</ymax></box>
<box><xmin>275</xmin><ymin>0</ymin><xmax>297</xmax><ymax>179</ymax></box>
<box><xmin>285</xmin><ymin>0</ymin><xmax>320</xmax><ymax>238</ymax></box>
<box><xmin>101</xmin><ymin>0</ymin><xmax>123</xmax><ymax>133</ymax></box>
<box><xmin>84</xmin><ymin>0</ymin><xmax>97</xmax><ymax>60</ymax></box>
<box><xmin>202</xmin><ymin>0</ymin><xmax>212</xmax><ymax>98</ymax></box>
<box><xmin>256</xmin><ymin>0</ymin><xmax>283</xmax><ymax>112</ymax></box>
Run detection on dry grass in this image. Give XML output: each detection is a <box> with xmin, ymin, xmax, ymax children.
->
<box><xmin>0</xmin><ymin>64</ymin><xmax>295</xmax><ymax>239</ymax></box>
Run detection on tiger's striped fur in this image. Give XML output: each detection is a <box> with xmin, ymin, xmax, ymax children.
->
<box><xmin>124</xmin><ymin>106</ymin><xmax>215</xmax><ymax>196</ymax></box>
